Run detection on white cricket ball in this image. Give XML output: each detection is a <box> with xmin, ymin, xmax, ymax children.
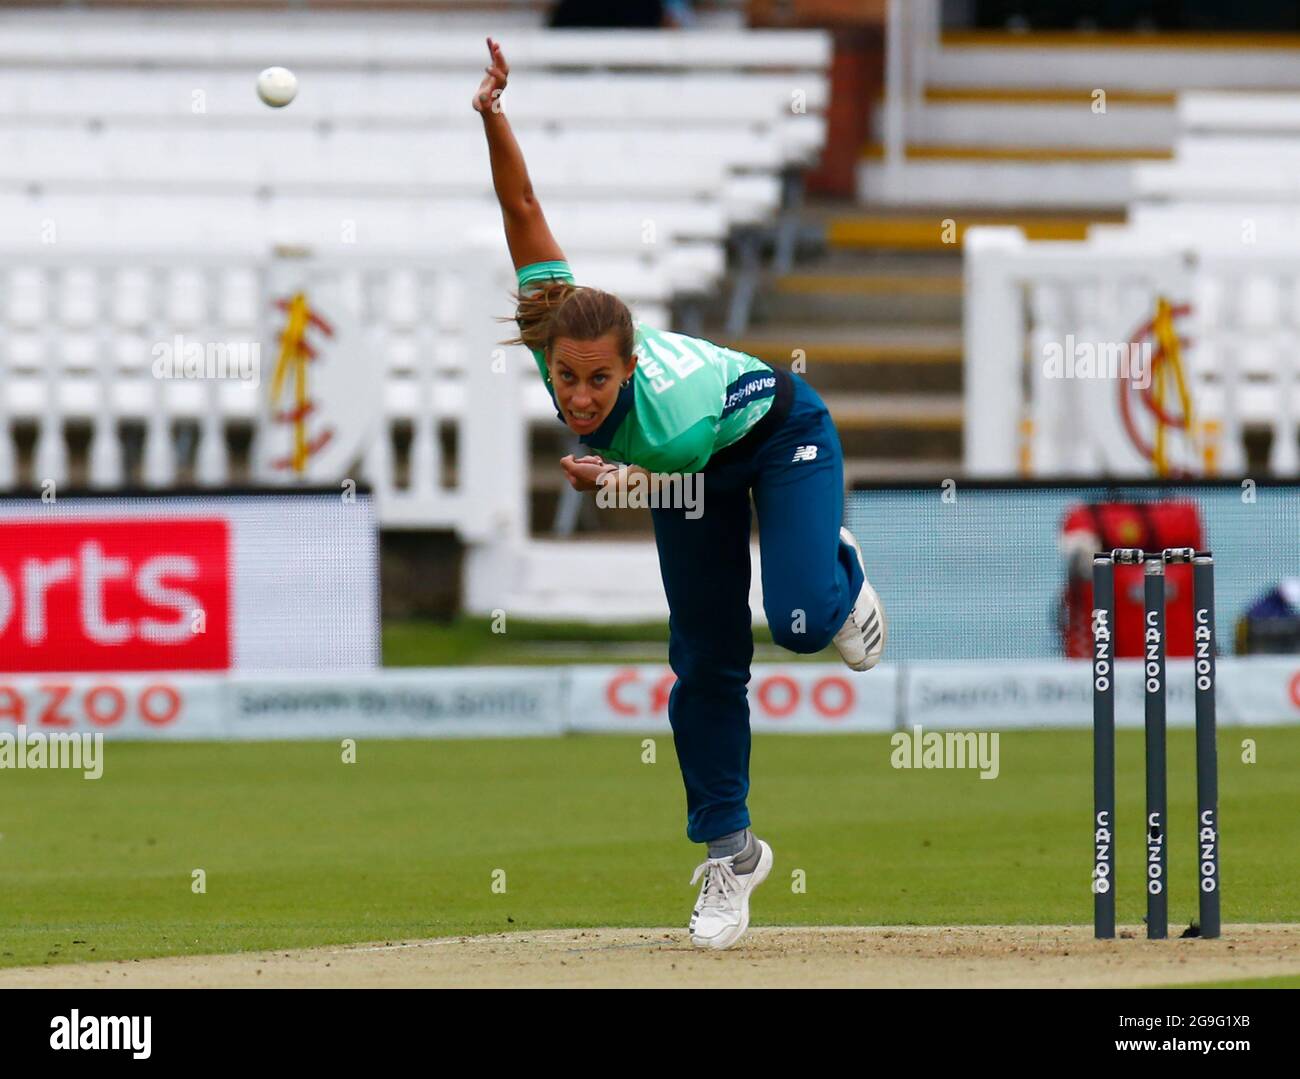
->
<box><xmin>256</xmin><ymin>66</ymin><xmax>298</xmax><ymax>108</ymax></box>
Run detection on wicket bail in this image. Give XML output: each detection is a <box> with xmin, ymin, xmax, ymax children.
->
<box><xmin>1091</xmin><ymin>548</ymin><xmax>1221</xmax><ymax>941</ymax></box>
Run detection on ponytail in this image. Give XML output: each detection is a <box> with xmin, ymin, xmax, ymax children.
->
<box><xmin>498</xmin><ymin>281</ymin><xmax>635</xmax><ymax>362</ymax></box>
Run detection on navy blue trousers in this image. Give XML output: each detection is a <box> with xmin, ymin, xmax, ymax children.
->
<box><xmin>650</xmin><ymin>372</ymin><xmax>864</xmax><ymax>843</ymax></box>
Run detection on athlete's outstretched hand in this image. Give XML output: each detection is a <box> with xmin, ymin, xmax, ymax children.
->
<box><xmin>472</xmin><ymin>36</ymin><xmax>509</xmax><ymax>114</ymax></box>
<box><xmin>561</xmin><ymin>454</ymin><xmax>616</xmax><ymax>492</ymax></box>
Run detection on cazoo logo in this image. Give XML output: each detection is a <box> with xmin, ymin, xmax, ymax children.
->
<box><xmin>604</xmin><ymin>668</ymin><xmax>855</xmax><ymax>721</ymax></box>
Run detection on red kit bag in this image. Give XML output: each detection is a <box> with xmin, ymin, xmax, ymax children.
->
<box><xmin>1060</xmin><ymin>501</ymin><xmax>1204</xmax><ymax>658</ymax></box>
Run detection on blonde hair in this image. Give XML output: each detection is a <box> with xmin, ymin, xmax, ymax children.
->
<box><xmin>498</xmin><ymin>281</ymin><xmax>635</xmax><ymax>363</ymax></box>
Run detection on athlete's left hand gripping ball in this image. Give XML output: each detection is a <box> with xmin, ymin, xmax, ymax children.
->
<box><xmin>257</xmin><ymin>67</ymin><xmax>298</xmax><ymax>108</ymax></box>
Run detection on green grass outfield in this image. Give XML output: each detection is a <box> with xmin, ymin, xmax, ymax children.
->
<box><xmin>0</xmin><ymin>727</ymin><xmax>1296</xmax><ymax>970</ymax></box>
<box><xmin>1176</xmin><ymin>974</ymin><xmax>1300</xmax><ymax>988</ymax></box>
<box><xmin>382</xmin><ymin>616</ymin><xmax>837</xmax><ymax>666</ymax></box>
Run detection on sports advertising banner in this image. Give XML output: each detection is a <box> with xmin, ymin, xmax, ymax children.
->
<box><xmin>223</xmin><ymin>668</ymin><xmax>566</xmax><ymax>739</ymax></box>
<box><xmin>0</xmin><ymin>669</ymin><xmax>564</xmax><ymax>740</ymax></box>
<box><xmin>0</xmin><ymin>493</ymin><xmax>379</xmax><ymax>673</ymax></box>
<box><xmin>566</xmin><ymin>663</ymin><xmax>898</xmax><ymax>734</ymax></box>
<box><xmin>904</xmin><ymin>658</ymin><xmax>1300</xmax><ymax>729</ymax></box>
<box><xmin>0</xmin><ymin>674</ymin><xmax>225</xmax><ymax>737</ymax></box>
<box><xmin>0</xmin><ymin>660</ymin><xmax>1297</xmax><ymax>742</ymax></box>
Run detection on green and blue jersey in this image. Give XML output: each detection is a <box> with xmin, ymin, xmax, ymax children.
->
<box><xmin>518</xmin><ymin>260</ymin><xmax>780</xmax><ymax>474</ymax></box>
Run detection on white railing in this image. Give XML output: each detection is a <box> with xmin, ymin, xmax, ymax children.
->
<box><xmin>963</xmin><ymin>227</ymin><xmax>1300</xmax><ymax>477</ymax></box>
<box><xmin>881</xmin><ymin>0</ymin><xmax>940</xmax><ymax>198</ymax></box>
<box><xmin>964</xmin><ymin>87</ymin><xmax>1300</xmax><ymax>478</ymax></box>
<box><xmin>0</xmin><ymin>246</ymin><xmax>526</xmax><ymax>540</ymax></box>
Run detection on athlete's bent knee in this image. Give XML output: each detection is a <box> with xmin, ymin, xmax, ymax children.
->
<box><xmin>768</xmin><ymin>610</ymin><xmax>839</xmax><ymax>654</ymax></box>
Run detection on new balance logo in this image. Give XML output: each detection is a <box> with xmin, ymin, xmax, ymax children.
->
<box><xmin>792</xmin><ymin>445</ymin><xmax>818</xmax><ymax>462</ymax></box>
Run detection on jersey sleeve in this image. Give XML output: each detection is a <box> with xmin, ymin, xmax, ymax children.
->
<box><xmin>516</xmin><ymin>260</ymin><xmax>576</xmax><ymax>418</ymax></box>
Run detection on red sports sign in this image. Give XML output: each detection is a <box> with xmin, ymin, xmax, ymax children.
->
<box><xmin>0</xmin><ymin>518</ymin><xmax>231</xmax><ymax>672</ymax></box>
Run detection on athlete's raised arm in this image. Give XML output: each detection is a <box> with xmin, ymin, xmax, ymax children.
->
<box><xmin>474</xmin><ymin>37</ymin><xmax>565</xmax><ymax>271</ymax></box>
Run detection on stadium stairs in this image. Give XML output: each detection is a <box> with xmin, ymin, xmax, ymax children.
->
<box><xmin>709</xmin><ymin>199</ymin><xmax>1119</xmax><ymax>490</ymax></box>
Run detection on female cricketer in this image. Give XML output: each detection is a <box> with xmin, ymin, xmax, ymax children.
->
<box><xmin>475</xmin><ymin>37</ymin><xmax>886</xmax><ymax>950</ymax></box>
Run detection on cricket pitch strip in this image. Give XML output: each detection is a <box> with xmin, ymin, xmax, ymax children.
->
<box><xmin>2</xmin><ymin>924</ymin><xmax>1298</xmax><ymax>988</ymax></box>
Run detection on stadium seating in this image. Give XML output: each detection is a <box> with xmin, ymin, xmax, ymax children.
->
<box><xmin>0</xmin><ymin>10</ymin><xmax>831</xmax><ymax>522</ymax></box>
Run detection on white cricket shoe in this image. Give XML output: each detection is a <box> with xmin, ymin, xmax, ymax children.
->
<box><xmin>833</xmin><ymin>526</ymin><xmax>887</xmax><ymax>672</ymax></box>
<box><xmin>688</xmin><ymin>839</ymin><xmax>773</xmax><ymax>950</ymax></box>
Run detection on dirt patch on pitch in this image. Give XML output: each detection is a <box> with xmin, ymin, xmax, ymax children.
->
<box><xmin>2</xmin><ymin>924</ymin><xmax>1298</xmax><ymax>988</ymax></box>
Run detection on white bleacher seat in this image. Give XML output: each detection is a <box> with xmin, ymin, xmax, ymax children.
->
<box><xmin>1175</xmin><ymin>135</ymin><xmax>1300</xmax><ymax>165</ymax></box>
<box><xmin>1133</xmin><ymin>163</ymin><xmax>1300</xmax><ymax>202</ymax></box>
<box><xmin>0</xmin><ymin>192</ymin><xmax>730</xmax><ymax>244</ymax></box>
<box><xmin>1178</xmin><ymin>92</ymin><xmax>1300</xmax><ymax>134</ymax></box>
<box><xmin>1122</xmin><ymin>205</ymin><xmax>1300</xmax><ymax>242</ymax></box>
<box><xmin>0</xmin><ymin>70</ymin><xmax>824</xmax><ymax>122</ymax></box>
<box><xmin>0</xmin><ymin>193</ymin><xmax>727</xmax><ymax>295</ymax></box>
<box><xmin>0</xmin><ymin>135</ymin><xmax>729</xmax><ymax>198</ymax></box>
<box><xmin>0</xmin><ymin>24</ymin><xmax>826</xmax><ymax>335</ymax></box>
<box><xmin>1138</xmin><ymin>95</ymin><xmax>1300</xmax><ymax>204</ymax></box>
<box><xmin>0</xmin><ymin>19</ymin><xmax>829</xmax><ymax>73</ymax></box>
